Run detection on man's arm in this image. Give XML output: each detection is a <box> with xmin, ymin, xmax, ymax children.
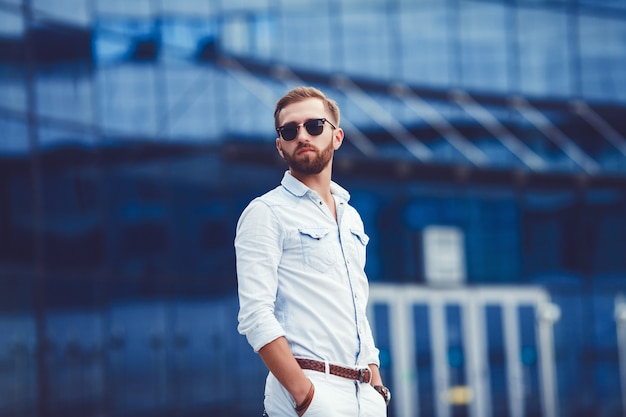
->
<box><xmin>258</xmin><ymin>336</ymin><xmax>312</xmax><ymax>406</ymax></box>
<box><xmin>369</xmin><ymin>363</ymin><xmax>383</xmax><ymax>386</ymax></box>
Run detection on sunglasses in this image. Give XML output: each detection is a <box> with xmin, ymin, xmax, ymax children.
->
<box><xmin>276</xmin><ymin>118</ymin><xmax>337</xmax><ymax>141</ymax></box>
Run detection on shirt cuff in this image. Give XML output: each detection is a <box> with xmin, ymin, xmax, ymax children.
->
<box><xmin>244</xmin><ymin>322</ymin><xmax>286</xmax><ymax>353</ymax></box>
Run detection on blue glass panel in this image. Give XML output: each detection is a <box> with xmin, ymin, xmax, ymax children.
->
<box><xmin>0</xmin><ymin>9</ymin><xmax>24</xmax><ymax>37</ymax></box>
<box><xmin>36</xmin><ymin>67</ymin><xmax>94</xmax><ymax>126</ymax></box>
<box><xmin>458</xmin><ymin>2</ymin><xmax>509</xmax><ymax>93</ymax></box>
<box><xmin>274</xmin><ymin>12</ymin><xmax>333</xmax><ymax>73</ymax></box>
<box><xmin>341</xmin><ymin>10</ymin><xmax>393</xmax><ymax>79</ymax></box>
<box><xmin>398</xmin><ymin>5</ymin><xmax>450</xmax><ymax>87</ymax></box>
<box><xmin>97</xmin><ymin>66</ymin><xmax>158</xmax><ymax>135</ymax></box>
<box><xmin>579</xmin><ymin>15</ymin><xmax>626</xmax><ymax>102</ymax></box>
<box><xmin>0</xmin><ymin>117</ymin><xmax>28</xmax><ymax>154</ymax></box>
<box><xmin>33</xmin><ymin>0</ymin><xmax>91</xmax><ymax>26</ymax></box>
<box><xmin>161</xmin><ymin>18</ymin><xmax>217</xmax><ymax>62</ymax></box>
<box><xmin>93</xmin><ymin>19</ymin><xmax>158</xmax><ymax>63</ymax></box>
<box><xmin>517</xmin><ymin>7</ymin><xmax>572</xmax><ymax>97</ymax></box>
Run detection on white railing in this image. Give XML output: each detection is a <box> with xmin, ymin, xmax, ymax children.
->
<box><xmin>615</xmin><ymin>294</ymin><xmax>626</xmax><ymax>417</ymax></box>
<box><xmin>368</xmin><ymin>284</ymin><xmax>560</xmax><ymax>417</ymax></box>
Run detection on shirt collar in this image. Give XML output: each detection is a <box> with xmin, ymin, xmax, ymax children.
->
<box><xmin>281</xmin><ymin>171</ymin><xmax>350</xmax><ymax>202</ymax></box>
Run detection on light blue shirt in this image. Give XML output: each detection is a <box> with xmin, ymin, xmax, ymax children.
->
<box><xmin>235</xmin><ymin>171</ymin><xmax>380</xmax><ymax>368</ymax></box>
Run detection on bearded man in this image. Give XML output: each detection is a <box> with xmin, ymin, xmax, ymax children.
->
<box><xmin>235</xmin><ymin>86</ymin><xmax>390</xmax><ymax>417</ymax></box>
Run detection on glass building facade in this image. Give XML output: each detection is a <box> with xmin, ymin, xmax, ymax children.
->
<box><xmin>1</xmin><ymin>1</ymin><xmax>626</xmax><ymax>416</ymax></box>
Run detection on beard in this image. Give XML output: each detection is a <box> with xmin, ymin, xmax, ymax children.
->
<box><xmin>283</xmin><ymin>139</ymin><xmax>334</xmax><ymax>175</ymax></box>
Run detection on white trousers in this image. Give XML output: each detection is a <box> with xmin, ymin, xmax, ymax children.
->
<box><xmin>263</xmin><ymin>369</ymin><xmax>387</xmax><ymax>417</ymax></box>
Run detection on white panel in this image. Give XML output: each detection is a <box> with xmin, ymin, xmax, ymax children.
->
<box><xmin>423</xmin><ymin>225</ymin><xmax>466</xmax><ymax>286</ymax></box>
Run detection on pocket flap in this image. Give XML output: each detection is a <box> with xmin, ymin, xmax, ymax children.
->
<box><xmin>350</xmin><ymin>228</ymin><xmax>370</xmax><ymax>245</ymax></box>
<box><xmin>299</xmin><ymin>227</ymin><xmax>330</xmax><ymax>240</ymax></box>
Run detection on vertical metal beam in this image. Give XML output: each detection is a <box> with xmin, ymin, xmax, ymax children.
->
<box><xmin>386</xmin><ymin>0</ymin><xmax>401</xmax><ymax>80</ymax></box>
<box><xmin>615</xmin><ymin>295</ymin><xmax>626</xmax><ymax>417</ymax></box>
<box><xmin>446</xmin><ymin>0</ymin><xmax>462</xmax><ymax>91</ymax></box>
<box><xmin>505</xmin><ymin>0</ymin><xmax>521</xmax><ymax>96</ymax></box>
<box><xmin>430</xmin><ymin>299</ymin><xmax>450</xmax><ymax>417</ymax></box>
<box><xmin>85</xmin><ymin>0</ymin><xmax>110</xmax><ymax>413</ymax></box>
<box><xmin>389</xmin><ymin>292</ymin><xmax>418</xmax><ymax>417</ymax></box>
<box><xmin>566</xmin><ymin>0</ymin><xmax>582</xmax><ymax>99</ymax></box>
<box><xmin>503</xmin><ymin>301</ymin><xmax>524</xmax><ymax>417</ymax></box>
<box><xmin>536</xmin><ymin>301</ymin><xmax>561</xmax><ymax>417</ymax></box>
<box><xmin>463</xmin><ymin>297</ymin><xmax>491</xmax><ymax>417</ymax></box>
<box><xmin>22</xmin><ymin>1</ymin><xmax>48</xmax><ymax>416</ymax></box>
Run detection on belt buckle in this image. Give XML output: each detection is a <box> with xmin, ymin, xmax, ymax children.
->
<box><xmin>358</xmin><ymin>367</ymin><xmax>371</xmax><ymax>383</ymax></box>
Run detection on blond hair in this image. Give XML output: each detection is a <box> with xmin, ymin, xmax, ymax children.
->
<box><xmin>274</xmin><ymin>86</ymin><xmax>340</xmax><ymax>128</ymax></box>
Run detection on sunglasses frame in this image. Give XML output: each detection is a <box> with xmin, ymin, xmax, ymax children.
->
<box><xmin>276</xmin><ymin>118</ymin><xmax>337</xmax><ymax>141</ymax></box>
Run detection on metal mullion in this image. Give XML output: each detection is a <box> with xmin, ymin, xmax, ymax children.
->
<box><xmin>614</xmin><ymin>295</ymin><xmax>626</xmax><ymax>417</ymax></box>
<box><xmin>463</xmin><ymin>295</ymin><xmax>491</xmax><ymax>417</ymax></box>
<box><xmin>536</xmin><ymin>299</ymin><xmax>560</xmax><ymax>417</ymax></box>
<box><xmin>22</xmin><ymin>0</ymin><xmax>49</xmax><ymax>415</ymax></box>
<box><xmin>503</xmin><ymin>300</ymin><xmax>524</xmax><ymax>417</ymax></box>
<box><xmin>389</xmin><ymin>292</ymin><xmax>418</xmax><ymax>417</ymax></box>
<box><xmin>430</xmin><ymin>297</ymin><xmax>450</xmax><ymax>417</ymax></box>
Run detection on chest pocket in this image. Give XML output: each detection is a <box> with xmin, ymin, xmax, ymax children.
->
<box><xmin>350</xmin><ymin>228</ymin><xmax>369</xmax><ymax>267</ymax></box>
<box><xmin>299</xmin><ymin>227</ymin><xmax>337</xmax><ymax>273</ymax></box>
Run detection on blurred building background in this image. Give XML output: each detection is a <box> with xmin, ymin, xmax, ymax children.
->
<box><xmin>1</xmin><ymin>0</ymin><xmax>625</xmax><ymax>416</ymax></box>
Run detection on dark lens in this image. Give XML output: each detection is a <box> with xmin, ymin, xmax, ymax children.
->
<box><xmin>304</xmin><ymin>119</ymin><xmax>324</xmax><ymax>136</ymax></box>
<box><xmin>280</xmin><ymin>124</ymin><xmax>298</xmax><ymax>141</ymax></box>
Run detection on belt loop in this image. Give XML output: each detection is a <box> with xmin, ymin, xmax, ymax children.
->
<box><xmin>324</xmin><ymin>360</ymin><xmax>330</xmax><ymax>379</ymax></box>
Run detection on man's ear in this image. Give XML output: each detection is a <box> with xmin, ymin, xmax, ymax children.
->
<box><xmin>333</xmin><ymin>128</ymin><xmax>344</xmax><ymax>151</ymax></box>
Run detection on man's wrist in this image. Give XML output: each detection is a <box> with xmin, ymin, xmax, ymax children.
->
<box><xmin>373</xmin><ymin>385</ymin><xmax>391</xmax><ymax>406</ymax></box>
<box><xmin>294</xmin><ymin>381</ymin><xmax>314</xmax><ymax>416</ymax></box>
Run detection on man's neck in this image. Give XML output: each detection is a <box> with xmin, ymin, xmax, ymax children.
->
<box><xmin>290</xmin><ymin>169</ymin><xmax>333</xmax><ymax>202</ymax></box>
<box><xmin>292</xmin><ymin>169</ymin><xmax>337</xmax><ymax>221</ymax></box>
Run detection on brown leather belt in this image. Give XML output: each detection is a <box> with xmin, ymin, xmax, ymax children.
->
<box><xmin>296</xmin><ymin>358</ymin><xmax>371</xmax><ymax>384</ymax></box>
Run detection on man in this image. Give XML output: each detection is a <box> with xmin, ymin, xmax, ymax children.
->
<box><xmin>235</xmin><ymin>86</ymin><xmax>390</xmax><ymax>416</ymax></box>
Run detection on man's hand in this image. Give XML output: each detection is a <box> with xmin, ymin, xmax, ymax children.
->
<box><xmin>258</xmin><ymin>337</ymin><xmax>312</xmax><ymax>406</ymax></box>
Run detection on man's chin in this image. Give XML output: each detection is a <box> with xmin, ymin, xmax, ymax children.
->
<box><xmin>285</xmin><ymin>150</ymin><xmax>332</xmax><ymax>176</ymax></box>
<box><xmin>291</xmin><ymin>167</ymin><xmax>321</xmax><ymax>176</ymax></box>
<box><xmin>290</xmin><ymin>161</ymin><xmax>325</xmax><ymax>176</ymax></box>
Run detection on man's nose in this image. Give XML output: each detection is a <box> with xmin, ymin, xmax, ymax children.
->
<box><xmin>294</xmin><ymin>124</ymin><xmax>310</xmax><ymax>141</ymax></box>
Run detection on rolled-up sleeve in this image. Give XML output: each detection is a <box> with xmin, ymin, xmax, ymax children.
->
<box><xmin>360</xmin><ymin>313</ymin><xmax>381</xmax><ymax>367</ymax></box>
<box><xmin>235</xmin><ymin>200</ymin><xmax>286</xmax><ymax>352</ymax></box>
